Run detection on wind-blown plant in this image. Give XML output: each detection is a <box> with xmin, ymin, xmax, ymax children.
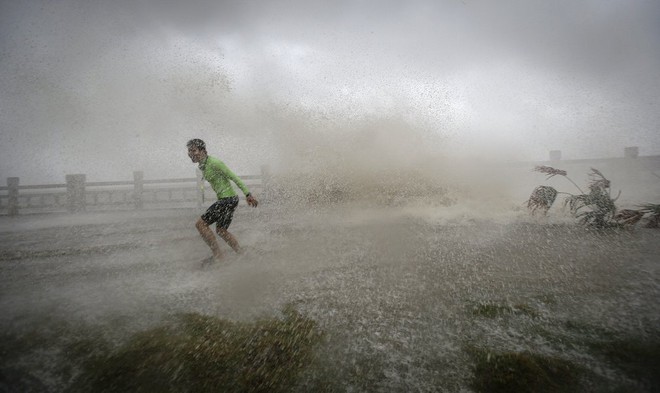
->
<box><xmin>564</xmin><ymin>168</ymin><xmax>619</xmax><ymax>227</ymax></box>
<box><xmin>638</xmin><ymin>203</ymin><xmax>660</xmax><ymax>228</ymax></box>
<box><xmin>527</xmin><ymin>166</ymin><xmax>659</xmax><ymax>229</ymax></box>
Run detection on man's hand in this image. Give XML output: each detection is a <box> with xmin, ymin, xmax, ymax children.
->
<box><xmin>246</xmin><ymin>194</ymin><xmax>258</xmax><ymax>207</ymax></box>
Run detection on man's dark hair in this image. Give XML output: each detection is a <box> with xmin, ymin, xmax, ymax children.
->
<box><xmin>187</xmin><ymin>138</ymin><xmax>206</xmax><ymax>150</ymax></box>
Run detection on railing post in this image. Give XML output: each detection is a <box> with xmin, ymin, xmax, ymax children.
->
<box><xmin>7</xmin><ymin>177</ymin><xmax>19</xmax><ymax>216</ymax></box>
<box><xmin>66</xmin><ymin>174</ymin><xmax>86</xmax><ymax>212</ymax></box>
<box><xmin>133</xmin><ymin>171</ymin><xmax>144</xmax><ymax>209</ymax></box>
<box><xmin>196</xmin><ymin>168</ymin><xmax>204</xmax><ymax>208</ymax></box>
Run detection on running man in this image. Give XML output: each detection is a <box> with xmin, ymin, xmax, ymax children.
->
<box><xmin>186</xmin><ymin>138</ymin><xmax>258</xmax><ymax>263</ymax></box>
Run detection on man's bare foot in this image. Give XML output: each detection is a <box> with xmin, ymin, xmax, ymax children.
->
<box><xmin>201</xmin><ymin>255</ymin><xmax>223</xmax><ymax>266</ymax></box>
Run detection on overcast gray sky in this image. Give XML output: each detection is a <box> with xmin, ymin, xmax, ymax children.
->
<box><xmin>1</xmin><ymin>0</ymin><xmax>659</xmax><ymax>184</ymax></box>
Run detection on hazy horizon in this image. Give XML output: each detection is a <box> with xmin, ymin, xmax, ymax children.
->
<box><xmin>2</xmin><ymin>0</ymin><xmax>659</xmax><ymax>185</ymax></box>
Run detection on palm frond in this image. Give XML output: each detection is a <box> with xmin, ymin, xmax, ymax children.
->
<box><xmin>564</xmin><ymin>194</ymin><xmax>588</xmax><ymax>214</ymax></box>
<box><xmin>638</xmin><ymin>203</ymin><xmax>660</xmax><ymax>228</ymax></box>
<box><xmin>534</xmin><ymin>166</ymin><xmax>584</xmax><ymax>193</ymax></box>
<box><xmin>534</xmin><ymin>166</ymin><xmax>567</xmax><ymax>179</ymax></box>
<box><xmin>527</xmin><ymin>186</ymin><xmax>557</xmax><ymax>215</ymax></box>
<box><xmin>638</xmin><ymin>203</ymin><xmax>660</xmax><ymax>215</ymax></box>
<box><xmin>588</xmin><ymin>168</ymin><xmax>611</xmax><ymax>191</ymax></box>
<box><xmin>613</xmin><ymin>209</ymin><xmax>645</xmax><ymax>227</ymax></box>
<box><xmin>590</xmin><ymin>167</ymin><xmax>606</xmax><ymax>179</ymax></box>
<box><xmin>575</xmin><ymin>207</ymin><xmax>616</xmax><ymax>228</ymax></box>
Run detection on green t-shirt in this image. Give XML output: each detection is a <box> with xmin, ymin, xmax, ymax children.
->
<box><xmin>199</xmin><ymin>156</ymin><xmax>250</xmax><ymax>199</ymax></box>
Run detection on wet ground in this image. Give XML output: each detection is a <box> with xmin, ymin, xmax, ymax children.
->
<box><xmin>1</xmin><ymin>204</ymin><xmax>659</xmax><ymax>391</ymax></box>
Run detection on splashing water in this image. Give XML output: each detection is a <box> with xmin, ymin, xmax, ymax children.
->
<box><xmin>1</xmin><ymin>190</ymin><xmax>658</xmax><ymax>391</ymax></box>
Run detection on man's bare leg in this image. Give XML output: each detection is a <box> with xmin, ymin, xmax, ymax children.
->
<box><xmin>196</xmin><ymin>218</ymin><xmax>223</xmax><ymax>261</ymax></box>
<box><xmin>217</xmin><ymin>227</ymin><xmax>242</xmax><ymax>254</ymax></box>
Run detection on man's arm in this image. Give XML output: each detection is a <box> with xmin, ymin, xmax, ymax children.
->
<box><xmin>214</xmin><ymin>159</ymin><xmax>258</xmax><ymax>207</ymax></box>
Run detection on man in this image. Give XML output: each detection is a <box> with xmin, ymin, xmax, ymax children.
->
<box><xmin>187</xmin><ymin>138</ymin><xmax>258</xmax><ymax>264</ymax></box>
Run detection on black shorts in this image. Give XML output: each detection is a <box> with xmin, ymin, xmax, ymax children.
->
<box><xmin>201</xmin><ymin>196</ymin><xmax>239</xmax><ymax>229</ymax></box>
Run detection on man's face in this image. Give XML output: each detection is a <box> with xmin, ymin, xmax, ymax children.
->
<box><xmin>188</xmin><ymin>146</ymin><xmax>205</xmax><ymax>163</ymax></box>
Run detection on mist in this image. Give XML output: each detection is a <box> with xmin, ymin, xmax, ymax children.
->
<box><xmin>2</xmin><ymin>0</ymin><xmax>659</xmax><ymax>185</ymax></box>
<box><xmin>3</xmin><ymin>2</ymin><xmax>660</xmax><ymax>391</ymax></box>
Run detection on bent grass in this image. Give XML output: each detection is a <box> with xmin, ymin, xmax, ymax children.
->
<box><xmin>467</xmin><ymin>300</ymin><xmax>660</xmax><ymax>392</ymax></box>
<box><xmin>3</xmin><ymin>302</ymin><xmax>659</xmax><ymax>392</ymax></box>
<box><xmin>70</xmin><ymin>307</ymin><xmax>323</xmax><ymax>393</ymax></box>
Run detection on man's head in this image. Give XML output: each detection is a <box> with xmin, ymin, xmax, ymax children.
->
<box><xmin>187</xmin><ymin>139</ymin><xmax>207</xmax><ymax>163</ymax></box>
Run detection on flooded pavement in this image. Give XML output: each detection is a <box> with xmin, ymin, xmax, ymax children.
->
<box><xmin>1</xmin><ymin>205</ymin><xmax>659</xmax><ymax>391</ymax></box>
